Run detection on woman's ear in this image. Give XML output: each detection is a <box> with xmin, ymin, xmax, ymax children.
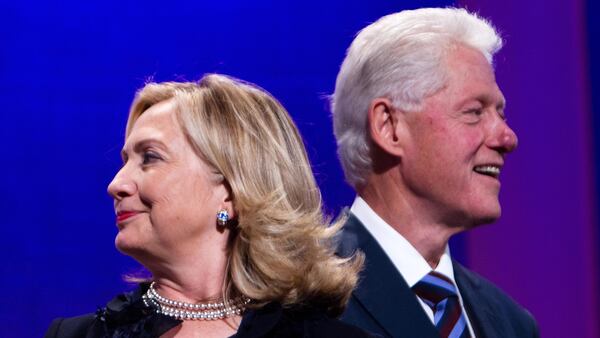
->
<box><xmin>220</xmin><ymin>179</ymin><xmax>236</xmax><ymax>220</ymax></box>
<box><xmin>367</xmin><ymin>98</ymin><xmax>407</xmax><ymax>158</ymax></box>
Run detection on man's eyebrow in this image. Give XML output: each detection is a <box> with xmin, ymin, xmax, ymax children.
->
<box><xmin>453</xmin><ymin>97</ymin><xmax>484</xmax><ymax>111</ymax></box>
<box><xmin>462</xmin><ymin>94</ymin><xmax>506</xmax><ymax>108</ymax></box>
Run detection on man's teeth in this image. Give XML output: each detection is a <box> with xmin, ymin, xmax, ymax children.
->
<box><xmin>474</xmin><ymin>165</ymin><xmax>500</xmax><ymax>176</ymax></box>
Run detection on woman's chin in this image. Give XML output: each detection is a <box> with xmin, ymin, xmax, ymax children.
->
<box><xmin>114</xmin><ymin>232</ymin><xmax>146</xmax><ymax>257</ymax></box>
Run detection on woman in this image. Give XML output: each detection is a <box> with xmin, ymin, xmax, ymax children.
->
<box><xmin>45</xmin><ymin>74</ymin><xmax>369</xmax><ymax>337</ymax></box>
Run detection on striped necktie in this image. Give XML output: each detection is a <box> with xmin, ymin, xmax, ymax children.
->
<box><xmin>412</xmin><ymin>271</ymin><xmax>471</xmax><ymax>338</ymax></box>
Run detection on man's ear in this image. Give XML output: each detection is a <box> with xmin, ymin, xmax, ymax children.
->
<box><xmin>368</xmin><ymin>98</ymin><xmax>407</xmax><ymax>157</ymax></box>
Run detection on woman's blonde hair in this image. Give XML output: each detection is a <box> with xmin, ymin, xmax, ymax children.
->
<box><xmin>126</xmin><ymin>74</ymin><xmax>362</xmax><ymax>316</ymax></box>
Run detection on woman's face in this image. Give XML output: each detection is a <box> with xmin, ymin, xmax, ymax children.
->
<box><xmin>107</xmin><ymin>100</ymin><xmax>231</xmax><ymax>261</ymax></box>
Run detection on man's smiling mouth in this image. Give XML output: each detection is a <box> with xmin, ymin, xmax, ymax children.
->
<box><xmin>474</xmin><ymin>165</ymin><xmax>501</xmax><ymax>178</ymax></box>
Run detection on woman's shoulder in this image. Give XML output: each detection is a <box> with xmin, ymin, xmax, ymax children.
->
<box><xmin>237</xmin><ymin>303</ymin><xmax>377</xmax><ymax>338</ymax></box>
<box><xmin>299</xmin><ymin>315</ymin><xmax>377</xmax><ymax>337</ymax></box>
<box><xmin>44</xmin><ymin>314</ymin><xmax>96</xmax><ymax>338</ymax></box>
<box><xmin>44</xmin><ymin>284</ymin><xmax>180</xmax><ymax>338</ymax></box>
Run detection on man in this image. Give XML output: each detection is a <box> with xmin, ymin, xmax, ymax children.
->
<box><xmin>331</xmin><ymin>8</ymin><xmax>539</xmax><ymax>338</ymax></box>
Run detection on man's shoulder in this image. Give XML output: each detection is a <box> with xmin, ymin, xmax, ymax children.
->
<box><xmin>454</xmin><ymin>261</ymin><xmax>539</xmax><ymax>336</ymax></box>
<box><xmin>335</xmin><ymin>209</ymin><xmax>369</xmax><ymax>256</ymax></box>
<box><xmin>454</xmin><ymin>261</ymin><xmax>526</xmax><ymax>309</ymax></box>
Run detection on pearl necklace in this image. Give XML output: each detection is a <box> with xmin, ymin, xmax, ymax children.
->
<box><xmin>142</xmin><ymin>282</ymin><xmax>251</xmax><ymax>321</ymax></box>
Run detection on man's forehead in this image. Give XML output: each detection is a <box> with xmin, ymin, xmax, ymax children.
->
<box><xmin>442</xmin><ymin>47</ymin><xmax>504</xmax><ymax>104</ymax></box>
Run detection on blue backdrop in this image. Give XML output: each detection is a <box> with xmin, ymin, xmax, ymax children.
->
<box><xmin>0</xmin><ymin>1</ymin><xmax>451</xmax><ymax>336</ymax></box>
<box><xmin>1</xmin><ymin>1</ymin><xmax>598</xmax><ymax>337</ymax></box>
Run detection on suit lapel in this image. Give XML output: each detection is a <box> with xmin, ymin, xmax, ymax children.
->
<box><xmin>338</xmin><ymin>212</ymin><xmax>439</xmax><ymax>338</ymax></box>
<box><xmin>453</xmin><ymin>261</ymin><xmax>502</xmax><ymax>338</ymax></box>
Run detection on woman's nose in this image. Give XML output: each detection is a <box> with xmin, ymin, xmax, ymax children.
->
<box><xmin>107</xmin><ymin>167</ymin><xmax>137</xmax><ymax>201</ymax></box>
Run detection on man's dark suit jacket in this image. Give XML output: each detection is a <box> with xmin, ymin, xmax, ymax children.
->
<box><xmin>337</xmin><ymin>211</ymin><xmax>540</xmax><ymax>338</ymax></box>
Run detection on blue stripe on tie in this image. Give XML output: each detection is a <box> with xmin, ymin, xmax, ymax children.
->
<box><xmin>413</xmin><ymin>271</ymin><xmax>471</xmax><ymax>338</ymax></box>
<box><xmin>422</xmin><ymin>274</ymin><xmax>456</xmax><ymax>293</ymax></box>
<box><xmin>448</xmin><ymin>313</ymin><xmax>467</xmax><ymax>338</ymax></box>
<box><xmin>434</xmin><ymin>298</ymin><xmax>448</xmax><ymax>324</ymax></box>
<box><xmin>422</xmin><ymin>298</ymin><xmax>436</xmax><ymax>308</ymax></box>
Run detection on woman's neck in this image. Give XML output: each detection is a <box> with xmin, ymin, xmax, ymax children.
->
<box><xmin>147</xmin><ymin>231</ymin><xmax>231</xmax><ymax>302</ymax></box>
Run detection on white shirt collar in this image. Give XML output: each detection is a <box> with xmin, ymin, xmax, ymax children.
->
<box><xmin>350</xmin><ymin>196</ymin><xmax>456</xmax><ymax>286</ymax></box>
<box><xmin>350</xmin><ymin>197</ymin><xmax>476</xmax><ymax>337</ymax></box>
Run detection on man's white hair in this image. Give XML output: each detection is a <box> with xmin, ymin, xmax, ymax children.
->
<box><xmin>331</xmin><ymin>7</ymin><xmax>502</xmax><ymax>189</ymax></box>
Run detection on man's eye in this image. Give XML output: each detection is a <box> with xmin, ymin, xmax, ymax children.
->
<box><xmin>461</xmin><ymin>108</ymin><xmax>483</xmax><ymax>124</ymax></box>
<box><xmin>142</xmin><ymin>151</ymin><xmax>161</xmax><ymax>164</ymax></box>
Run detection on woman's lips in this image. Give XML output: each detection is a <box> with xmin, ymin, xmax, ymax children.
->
<box><xmin>116</xmin><ymin>211</ymin><xmax>141</xmax><ymax>223</ymax></box>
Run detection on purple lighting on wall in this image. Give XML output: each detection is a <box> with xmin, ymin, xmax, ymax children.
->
<box><xmin>459</xmin><ymin>0</ymin><xmax>600</xmax><ymax>337</ymax></box>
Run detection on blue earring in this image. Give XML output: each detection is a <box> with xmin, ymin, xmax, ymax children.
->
<box><xmin>217</xmin><ymin>209</ymin><xmax>229</xmax><ymax>227</ymax></box>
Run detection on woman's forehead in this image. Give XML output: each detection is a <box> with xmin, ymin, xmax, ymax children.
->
<box><xmin>123</xmin><ymin>101</ymin><xmax>184</xmax><ymax>151</ymax></box>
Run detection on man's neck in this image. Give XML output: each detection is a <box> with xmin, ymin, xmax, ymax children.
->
<box><xmin>358</xmin><ymin>178</ymin><xmax>463</xmax><ymax>269</ymax></box>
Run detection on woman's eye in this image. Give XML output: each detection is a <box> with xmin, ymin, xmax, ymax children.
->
<box><xmin>142</xmin><ymin>151</ymin><xmax>161</xmax><ymax>165</ymax></box>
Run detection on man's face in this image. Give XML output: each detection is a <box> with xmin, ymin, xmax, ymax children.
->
<box><xmin>400</xmin><ymin>44</ymin><xmax>517</xmax><ymax>228</ymax></box>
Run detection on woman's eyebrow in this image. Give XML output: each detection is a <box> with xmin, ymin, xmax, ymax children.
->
<box><xmin>132</xmin><ymin>138</ymin><xmax>168</xmax><ymax>152</ymax></box>
<box><xmin>120</xmin><ymin>138</ymin><xmax>168</xmax><ymax>162</ymax></box>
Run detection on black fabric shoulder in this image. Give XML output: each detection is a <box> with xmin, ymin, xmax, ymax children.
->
<box><xmin>44</xmin><ymin>289</ymin><xmax>377</xmax><ymax>338</ymax></box>
<box><xmin>44</xmin><ymin>314</ymin><xmax>96</xmax><ymax>338</ymax></box>
<box><xmin>246</xmin><ymin>304</ymin><xmax>377</xmax><ymax>337</ymax></box>
<box><xmin>43</xmin><ymin>284</ymin><xmax>180</xmax><ymax>338</ymax></box>
<box><xmin>301</xmin><ymin>316</ymin><xmax>378</xmax><ymax>337</ymax></box>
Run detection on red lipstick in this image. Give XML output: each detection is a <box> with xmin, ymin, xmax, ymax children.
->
<box><xmin>116</xmin><ymin>211</ymin><xmax>140</xmax><ymax>223</ymax></box>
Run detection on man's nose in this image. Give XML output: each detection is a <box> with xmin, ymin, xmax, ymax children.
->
<box><xmin>487</xmin><ymin>117</ymin><xmax>518</xmax><ymax>154</ymax></box>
